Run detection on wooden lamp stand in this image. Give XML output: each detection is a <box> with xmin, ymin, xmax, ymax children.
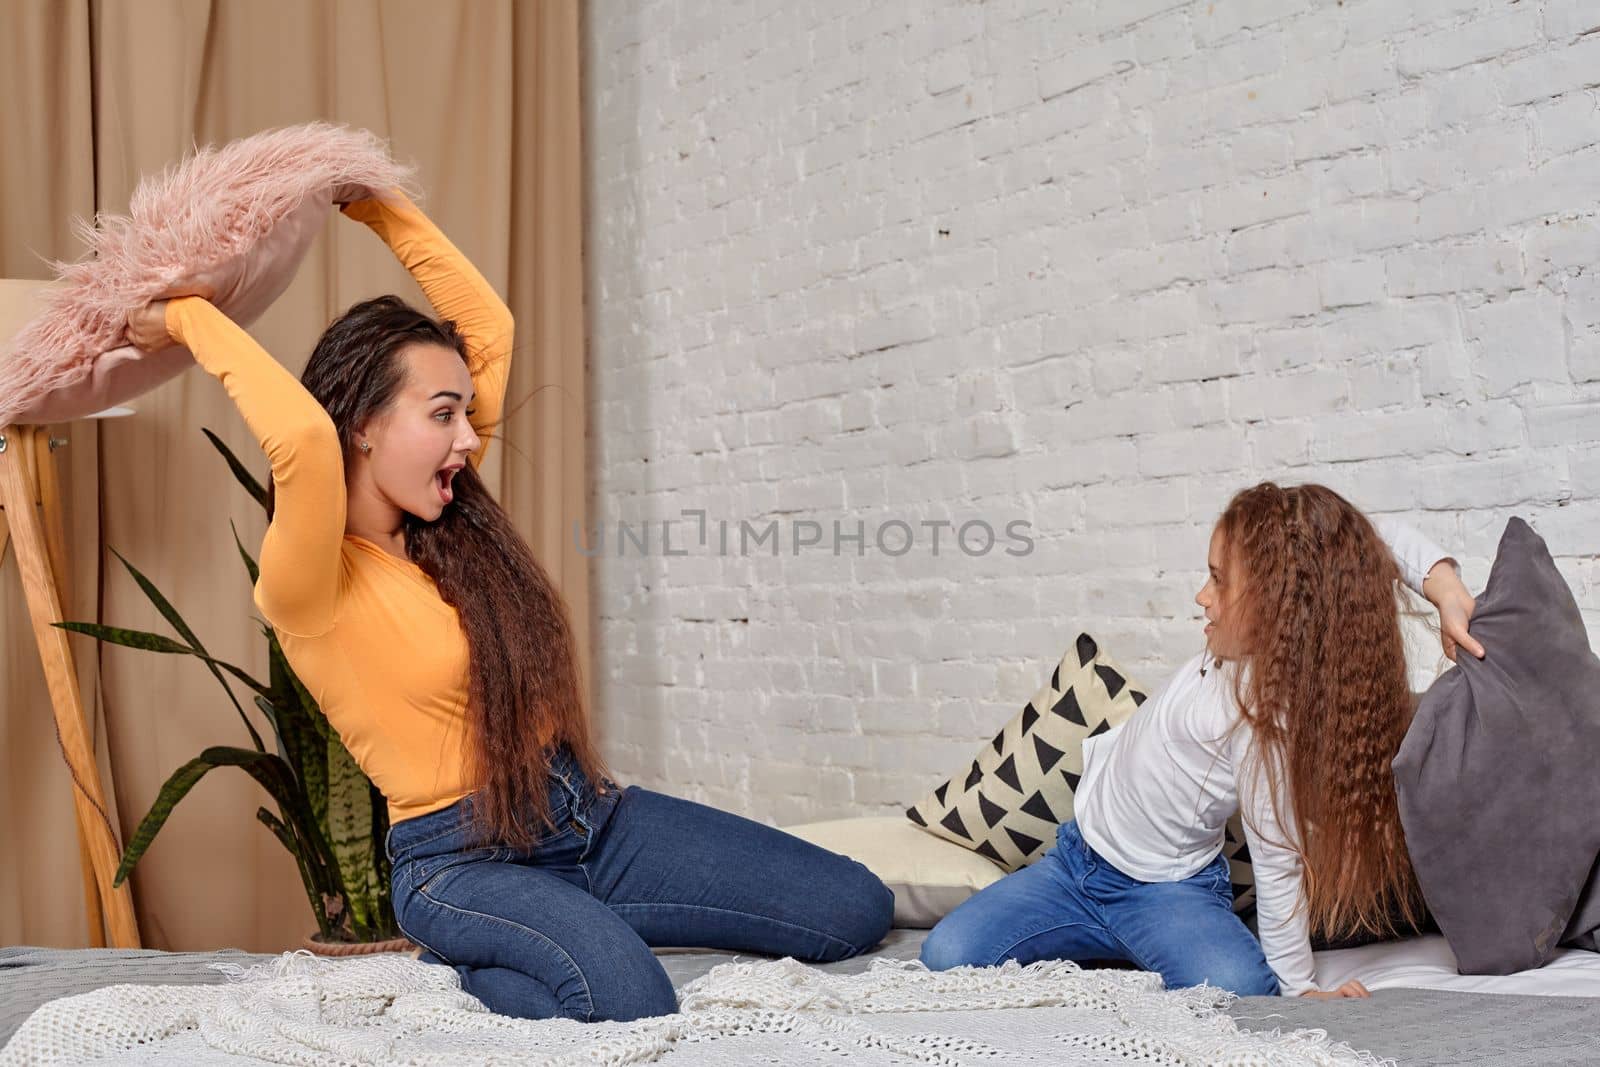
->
<box><xmin>0</xmin><ymin>423</ymin><xmax>141</xmax><ymax>949</ymax></box>
<box><xmin>1</xmin><ymin>276</ymin><xmax>141</xmax><ymax>948</ymax></box>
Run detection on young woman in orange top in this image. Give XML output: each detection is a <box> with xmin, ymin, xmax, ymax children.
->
<box><xmin>125</xmin><ymin>190</ymin><xmax>892</xmax><ymax>1023</ymax></box>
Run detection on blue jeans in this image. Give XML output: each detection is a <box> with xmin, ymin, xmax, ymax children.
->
<box><xmin>921</xmin><ymin>820</ymin><xmax>1280</xmax><ymax>996</ymax></box>
<box><xmin>386</xmin><ymin>745</ymin><xmax>894</xmax><ymax>1022</ymax></box>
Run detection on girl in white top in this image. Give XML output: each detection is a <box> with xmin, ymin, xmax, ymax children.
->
<box><xmin>922</xmin><ymin>482</ymin><xmax>1485</xmax><ymax>999</ymax></box>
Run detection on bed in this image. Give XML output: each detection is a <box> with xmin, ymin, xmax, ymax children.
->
<box><xmin>3</xmin><ymin>929</ymin><xmax>1597</xmax><ymax>1064</ymax></box>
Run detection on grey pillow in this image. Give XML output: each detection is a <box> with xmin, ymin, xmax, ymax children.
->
<box><xmin>1392</xmin><ymin>517</ymin><xmax>1600</xmax><ymax>974</ymax></box>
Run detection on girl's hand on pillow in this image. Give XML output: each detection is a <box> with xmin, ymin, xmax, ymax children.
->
<box><xmin>1438</xmin><ymin>589</ymin><xmax>1484</xmax><ymax>662</ymax></box>
<box><xmin>1422</xmin><ymin>559</ymin><xmax>1485</xmax><ymax>662</ymax></box>
<box><xmin>125</xmin><ymin>300</ymin><xmax>172</xmax><ymax>352</ymax></box>
<box><xmin>1300</xmin><ymin>979</ymin><xmax>1370</xmax><ymax>998</ymax></box>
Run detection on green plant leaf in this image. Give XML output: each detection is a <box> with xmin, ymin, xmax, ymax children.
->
<box><xmin>224</xmin><ymin>745</ymin><xmax>345</xmax><ymax>900</ymax></box>
<box><xmin>106</xmin><ymin>547</ymin><xmax>266</xmax><ymax>752</ymax></box>
<box><xmin>54</xmin><ymin>621</ymin><xmax>272</xmax><ymax>707</ymax></box>
<box><xmin>282</xmin><ymin>644</ymin><xmax>329</xmax><ymax>741</ymax></box>
<box><xmin>253</xmin><ymin>694</ymin><xmax>288</xmax><ymax>763</ymax></box>
<box><xmin>264</xmin><ymin>631</ymin><xmax>329</xmax><ymax>823</ymax></box>
<box><xmin>203</xmin><ymin>427</ymin><xmax>267</xmax><ymax>509</ymax></box>
<box><xmin>189</xmin><ymin>653</ymin><xmax>271</xmax><ymax>697</ymax></box>
<box><xmin>327</xmin><ymin>739</ymin><xmax>378</xmax><ymax>936</ymax></box>
<box><xmin>255</xmin><ymin>690</ymin><xmax>319</xmax><ymax>815</ymax></box>
<box><xmin>114</xmin><ymin>757</ymin><xmax>212</xmax><ymax>886</ymax></box>
<box><xmin>107</xmin><ymin>547</ymin><xmax>204</xmax><ymax>652</ymax></box>
<box><xmin>369</xmin><ymin>787</ymin><xmax>396</xmax><ymax>937</ymax></box>
<box><xmin>53</xmin><ymin>622</ymin><xmax>192</xmax><ymax>654</ymax></box>
<box><xmin>231</xmin><ymin>520</ymin><xmax>260</xmax><ymax>585</ymax></box>
<box><xmin>114</xmin><ymin>747</ymin><xmax>298</xmax><ymax>886</ymax></box>
<box><xmin>257</xmin><ymin>807</ymin><xmax>332</xmax><ymax>940</ymax></box>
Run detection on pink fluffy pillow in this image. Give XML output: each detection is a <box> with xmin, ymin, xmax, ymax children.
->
<box><xmin>1</xmin><ymin>122</ymin><xmax>414</xmax><ymax>426</ymax></box>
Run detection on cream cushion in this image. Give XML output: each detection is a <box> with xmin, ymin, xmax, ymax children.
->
<box><xmin>783</xmin><ymin>815</ymin><xmax>1005</xmax><ymax>928</ymax></box>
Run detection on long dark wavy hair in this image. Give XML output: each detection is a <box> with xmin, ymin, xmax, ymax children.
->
<box><xmin>266</xmin><ymin>295</ymin><xmax>607</xmax><ymax>848</ymax></box>
<box><xmin>1216</xmin><ymin>482</ymin><xmax>1430</xmax><ymax>943</ymax></box>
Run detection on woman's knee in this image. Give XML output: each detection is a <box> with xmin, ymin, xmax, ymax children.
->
<box><xmin>452</xmin><ymin>963</ymin><xmax>562</xmax><ymax>1020</ymax></box>
<box><xmin>561</xmin><ymin>937</ymin><xmax>680</xmax><ymax>1022</ymax></box>
<box><xmin>817</xmin><ymin>860</ymin><xmax>895</xmax><ymax>960</ymax></box>
<box><xmin>451</xmin><ymin>961</ymin><xmax>678</xmax><ymax>1023</ymax></box>
<box><xmin>783</xmin><ymin>846</ymin><xmax>895</xmax><ymax>961</ymax></box>
<box><xmin>585</xmin><ymin>964</ymin><xmax>679</xmax><ymax>1022</ymax></box>
<box><xmin>401</xmin><ymin>882</ymin><xmax>679</xmax><ymax>1022</ymax></box>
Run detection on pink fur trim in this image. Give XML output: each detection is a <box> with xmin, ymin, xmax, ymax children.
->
<box><xmin>1</xmin><ymin>122</ymin><xmax>415</xmax><ymax>426</ymax></box>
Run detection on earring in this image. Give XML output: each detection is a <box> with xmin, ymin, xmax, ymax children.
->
<box><xmin>360</xmin><ymin>441</ymin><xmax>371</xmax><ymax>453</ymax></box>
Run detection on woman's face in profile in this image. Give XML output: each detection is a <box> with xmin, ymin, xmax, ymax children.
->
<box><xmin>360</xmin><ymin>343</ymin><xmax>479</xmax><ymax>522</ymax></box>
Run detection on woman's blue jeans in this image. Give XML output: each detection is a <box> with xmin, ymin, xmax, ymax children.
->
<box><xmin>920</xmin><ymin>820</ymin><xmax>1280</xmax><ymax>996</ymax></box>
<box><xmin>387</xmin><ymin>746</ymin><xmax>895</xmax><ymax>1022</ymax></box>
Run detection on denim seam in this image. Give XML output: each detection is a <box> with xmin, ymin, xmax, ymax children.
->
<box><xmin>422</xmin><ymin>848</ymin><xmax>518</xmax><ymax>891</ymax></box>
<box><xmin>393</xmin><ymin>849</ymin><xmax>513</xmax><ymax>964</ymax></box>
<box><xmin>395</xmin><ymin>783</ymin><xmax>579</xmax><ymax>858</ymax></box>
<box><xmin>1211</xmin><ymin>867</ymin><xmax>1235</xmax><ymax>908</ymax></box>
<box><xmin>607</xmin><ymin>901</ymin><xmax>860</xmax><ymax>956</ymax></box>
<box><xmin>991</xmin><ymin>920</ymin><xmax>1118</xmax><ymax>968</ymax></box>
<box><xmin>1072</xmin><ymin>851</ymin><xmax>1160</xmax><ymax>974</ymax></box>
<box><xmin>391</xmin><ymin>884</ymin><xmax>453</xmax><ymax>967</ymax></box>
<box><xmin>394</xmin><ymin>911</ymin><xmax>452</xmax><ymax>968</ymax></box>
<box><xmin>414</xmin><ymin>886</ymin><xmax>597</xmax><ymax>1022</ymax></box>
<box><xmin>1106</xmin><ymin>926</ymin><xmax>1158</xmax><ymax>974</ymax></box>
<box><xmin>391</xmin><ymin>820</ymin><xmax>479</xmax><ymax>857</ymax></box>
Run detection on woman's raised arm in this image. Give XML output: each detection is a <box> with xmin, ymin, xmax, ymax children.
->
<box><xmin>163</xmin><ymin>297</ymin><xmax>346</xmax><ymax>638</ymax></box>
<box><xmin>339</xmin><ymin>191</ymin><xmax>512</xmax><ymax>471</ymax></box>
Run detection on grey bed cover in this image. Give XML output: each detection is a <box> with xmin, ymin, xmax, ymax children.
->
<box><xmin>3</xmin><ymin>930</ymin><xmax>1596</xmax><ymax>1065</ymax></box>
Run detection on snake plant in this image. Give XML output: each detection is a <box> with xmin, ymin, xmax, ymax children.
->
<box><xmin>55</xmin><ymin>429</ymin><xmax>394</xmax><ymax>944</ymax></box>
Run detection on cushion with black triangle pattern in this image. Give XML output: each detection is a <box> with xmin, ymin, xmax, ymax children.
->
<box><xmin>904</xmin><ymin>631</ymin><xmax>1258</xmax><ymax>918</ymax></box>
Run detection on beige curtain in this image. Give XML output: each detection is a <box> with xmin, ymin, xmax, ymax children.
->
<box><xmin>0</xmin><ymin>0</ymin><xmax>588</xmax><ymax>952</ymax></box>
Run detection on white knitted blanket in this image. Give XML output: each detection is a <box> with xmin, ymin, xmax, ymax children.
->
<box><xmin>0</xmin><ymin>952</ymin><xmax>1387</xmax><ymax>1066</ymax></box>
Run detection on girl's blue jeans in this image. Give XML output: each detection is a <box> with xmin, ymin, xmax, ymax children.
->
<box><xmin>920</xmin><ymin>819</ymin><xmax>1281</xmax><ymax>996</ymax></box>
<box><xmin>387</xmin><ymin>745</ymin><xmax>895</xmax><ymax>1022</ymax></box>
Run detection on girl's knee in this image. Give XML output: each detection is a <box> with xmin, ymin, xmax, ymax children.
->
<box><xmin>919</xmin><ymin>920</ymin><xmax>992</xmax><ymax>971</ymax></box>
<box><xmin>1166</xmin><ymin>955</ymin><xmax>1280</xmax><ymax>997</ymax></box>
<box><xmin>1208</xmin><ymin>967</ymin><xmax>1280</xmax><ymax>997</ymax></box>
<box><xmin>1224</xmin><ymin>965</ymin><xmax>1281</xmax><ymax>997</ymax></box>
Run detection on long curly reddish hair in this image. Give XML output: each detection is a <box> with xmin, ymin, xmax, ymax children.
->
<box><xmin>1216</xmin><ymin>482</ymin><xmax>1428</xmax><ymax>942</ymax></box>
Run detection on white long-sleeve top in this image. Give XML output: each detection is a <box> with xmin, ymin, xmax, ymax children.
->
<box><xmin>1074</xmin><ymin>517</ymin><xmax>1457</xmax><ymax>996</ymax></box>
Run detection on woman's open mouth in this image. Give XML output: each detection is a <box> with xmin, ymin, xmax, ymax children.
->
<box><xmin>436</xmin><ymin>466</ymin><xmax>459</xmax><ymax>505</ymax></box>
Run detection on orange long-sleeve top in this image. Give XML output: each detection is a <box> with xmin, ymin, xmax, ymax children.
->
<box><xmin>165</xmin><ymin>191</ymin><xmax>511</xmax><ymax>824</ymax></box>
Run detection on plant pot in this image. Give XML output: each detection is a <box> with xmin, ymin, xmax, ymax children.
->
<box><xmin>301</xmin><ymin>932</ymin><xmax>419</xmax><ymax>957</ymax></box>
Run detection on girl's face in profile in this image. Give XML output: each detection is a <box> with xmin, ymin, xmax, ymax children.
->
<box><xmin>1195</xmin><ymin>525</ymin><xmax>1250</xmax><ymax>661</ymax></box>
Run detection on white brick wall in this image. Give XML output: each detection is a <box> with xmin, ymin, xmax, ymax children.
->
<box><xmin>583</xmin><ymin>0</ymin><xmax>1600</xmax><ymax>826</ymax></box>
